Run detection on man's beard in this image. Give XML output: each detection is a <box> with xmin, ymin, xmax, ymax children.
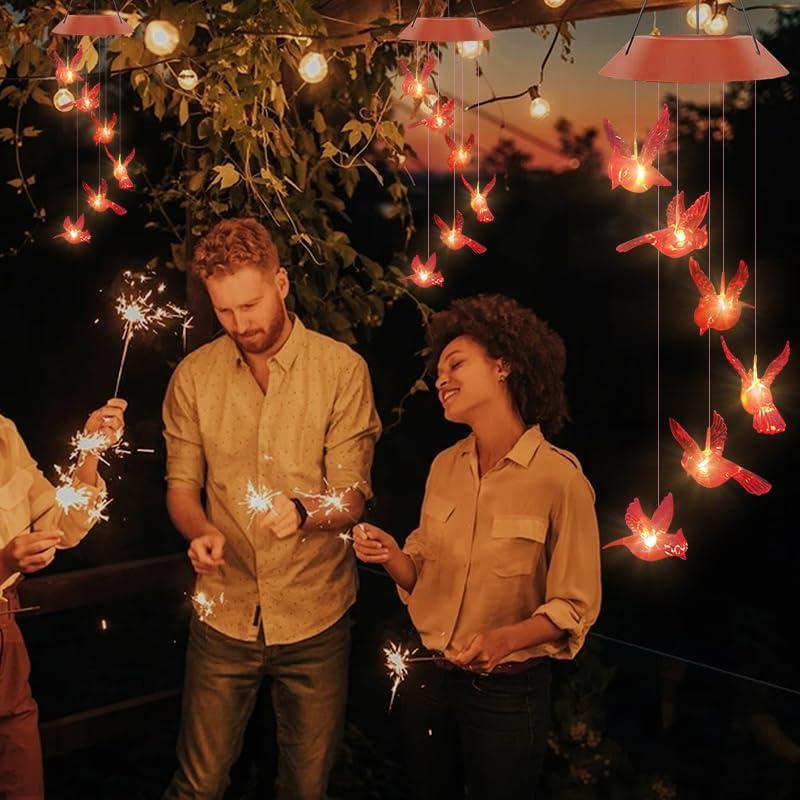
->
<box><xmin>233</xmin><ymin>306</ymin><xmax>287</xmax><ymax>354</ymax></box>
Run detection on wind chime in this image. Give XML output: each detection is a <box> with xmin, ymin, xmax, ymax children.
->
<box><xmin>600</xmin><ymin>3</ymin><xmax>789</xmax><ymax>562</ymax></box>
<box><xmin>397</xmin><ymin>5</ymin><xmax>493</xmax><ymax>288</ymax></box>
<box><xmin>52</xmin><ymin>8</ymin><xmax>134</xmax><ymax>246</ymax></box>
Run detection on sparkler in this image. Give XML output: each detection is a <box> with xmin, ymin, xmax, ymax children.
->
<box><xmin>113</xmin><ymin>290</ymin><xmax>190</xmax><ymax>396</ymax></box>
<box><xmin>383</xmin><ymin>642</ymin><xmax>447</xmax><ymax>709</ymax></box>
<box><xmin>295</xmin><ymin>483</ymin><xmax>354</xmax><ymax>519</ymax></box>
<box><xmin>70</xmin><ymin>429</ymin><xmax>112</xmax><ymax>461</ymax></box>
<box><xmin>53</xmin><ymin>466</ymin><xmax>92</xmax><ymax>514</ymax></box>
<box><xmin>242</xmin><ymin>481</ymin><xmax>280</xmax><ymax>524</ymax></box>
<box><xmin>191</xmin><ymin>590</ymin><xmax>224</xmax><ymax>623</ymax></box>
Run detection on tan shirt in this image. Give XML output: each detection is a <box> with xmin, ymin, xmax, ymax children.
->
<box><xmin>163</xmin><ymin>317</ymin><xmax>381</xmax><ymax>644</ymax></box>
<box><xmin>0</xmin><ymin>415</ymin><xmax>105</xmax><ymax>596</ymax></box>
<box><xmin>401</xmin><ymin>425</ymin><xmax>601</xmax><ymax>662</ymax></box>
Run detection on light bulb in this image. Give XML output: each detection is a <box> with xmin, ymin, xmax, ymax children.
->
<box><xmin>456</xmin><ymin>40</ymin><xmax>484</xmax><ymax>60</ymax></box>
<box><xmin>144</xmin><ymin>20</ymin><xmax>180</xmax><ymax>56</ymax></box>
<box><xmin>686</xmin><ymin>3</ymin><xmax>712</xmax><ymax>28</ymax></box>
<box><xmin>703</xmin><ymin>13</ymin><xmax>729</xmax><ymax>35</ymax></box>
<box><xmin>529</xmin><ymin>96</ymin><xmax>551</xmax><ymax>120</ymax></box>
<box><xmin>544</xmin><ymin>0</ymin><xmax>567</xmax><ymax>7</ymax></box>
<box><xmin>53</xmin><ymin>88</ymin><xmax>75</xmax><ymax>112</ymax></box>
<box><xmin>177</xmin><ymin>68</ymin><xmax>199</xmax><ymax>91</ymax></box>
<box><xmin>298</xmin><ymin>51</ymin><xmax>328</xmax><ymax>84</ymax></box>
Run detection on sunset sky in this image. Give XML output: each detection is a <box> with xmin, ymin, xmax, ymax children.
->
<box><xmin>402</xmin><ymin>5</ymin><xmax>781</xmax><ymax>170</ymax></box>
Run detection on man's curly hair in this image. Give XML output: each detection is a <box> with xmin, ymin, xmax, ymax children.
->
<box><xmin>191</xmin><ymin>217</ymin><xmax>279</xmax><ymax>279</ymax></box>
<box><xmin>427</xmin><ymin>294</ymin><xmax>569</xmax><ymax>436</ymax></box>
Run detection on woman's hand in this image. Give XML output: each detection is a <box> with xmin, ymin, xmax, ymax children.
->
<box><xmin>83</xmin><ymin>397</ymin><xmax>128</xmax><ymax>450</ymax></box>
<box><xmin>353</xmin><ymin>523</ymin><xmax>400</xmax><ymax>564</ymax></box>
<box><xmin>1</xmin><ymin>530</ymin><xmax>64</xmax><ymax>577</ymax></box>
<box><xmin>450</xmin><ymin>628</ymin><xmax>514</xmax><ymax>674</ymax></box>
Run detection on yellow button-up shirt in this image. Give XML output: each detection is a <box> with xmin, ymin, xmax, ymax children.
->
<box><xmin>162</xmin><ymin>317</ymin><xmax>381</xmax><ymax>644</ymax></box>
<box><xmin>0</xmin><ymin>415</ymin><xmax>106</xmax><ymax>596</ymax></box>
<box><xmin>401</xmin><ymin>425</ymin><xmax>601</xmax><ymax>662</ymax></box>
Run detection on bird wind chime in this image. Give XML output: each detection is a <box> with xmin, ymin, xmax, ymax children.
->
<box><xmin>51</xmin><ymin>9</ymin><xmax>134</xmax><ymax>246</ymax></box>
<box><xmin>397</xmin><ymin>5</ymin><xmax>494</xmax><ymax>288</ymax></box>
<box><xmin>599</xmin><ymin>4</ymin><xmax>789</xmax><ymax>561</ymax></box>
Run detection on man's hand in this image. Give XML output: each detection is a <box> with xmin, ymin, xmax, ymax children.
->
<box><xmin>260</xmin><ymin>494</ymin><xmax>302</xmax><ymax>539</ymax></box>
<box><xmin>1</xmin><ymin>530</ymin><xmax>64</xmax><ymax>575</ymax></box>
<box><xmin>353</xmin><ymin>523</ymin><xmax>401</xmax><ymax>564</ymax></box>
<box><xmin>187</xmin><ymin>530</ymin><xmax>226</xmax><ymax>574</ymax></box>
<box><xmin>450</xmin><ymin>628</ymin><xmax>513</xmax><ymax>674</ymax></box>
<box><xmin>84</xmin><ymin>397</ymin><xmax>128</xmax><ymax>449</ymax></box>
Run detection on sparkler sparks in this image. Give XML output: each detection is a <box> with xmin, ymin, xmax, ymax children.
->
<box><xmin>191</xmin><ymin>590</ymin><xmax>225</xmax><ymax>623</ymax></box>
<box><xmin>54</xmin><ymin>467</ymin><xmax>92</xmax><ymax>513</ymax></box>
<box><xmin>70</xmin><ymin>429</ymin><xmax>111</xmax><ymax>461</ymax></box>
<box><xmin>242</xmin><ymin>481</ymin><xmax>280</xmax><ymax>523</ymax></box>
<box><xmin>384</xmin><ymin>642</ymin><xmax>416</xmax><ymax>710</ymax></box>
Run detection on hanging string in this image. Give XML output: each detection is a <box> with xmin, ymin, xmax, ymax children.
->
<box><xmin>426</xmin><ymin>115</ymin><xmax>430</xmax><ymax>259</ymax></box>
<box><xmin>675</xmin><ymin>82</ymin><xmax>680</xmax><ymax>193</ymax></box>
<box><xmin>476</xmin><ymin>57</ymin><xmax>480</xmax><ymax>189</ymax></box>
<box><xmin>753</xmin><ymin>80</ymin><xmax>758</xmax><ymax>354</ymax></box>
<box><xmin>452</xmin><ymin>43</ymin><xmax>456</xmax><ymax>223</ymax></box>
<box><xmin>707</xmin><ymin>82</ymin><xmax>712</xmax><ymax>428</ymax></box>
<box><xmin>656</xmin><ymin>81</ymin><xmax>661</xmax><ymax>503</ymax></box>
<box><xmin>633</xmin><ymin>81</ymin><xmax>638</xmax><ymax>157</ymax></box>
<box><xmin>722</xmin><ymin>83</ymin><xmax>726</xmax><ymax>302</ymax></box>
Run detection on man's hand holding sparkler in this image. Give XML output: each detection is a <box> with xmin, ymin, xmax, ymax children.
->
<box><xmin>1</xmin><ymin>530</ymin><xmax>64</xmax><ymax>581</ymax></box>
<box><xmin>187</xmin><ymin>528</ymin><xmax>226</xmax><ymax>574</ymax></box>
<box><xmin>260</xmin><ymin>493</ymin><xmax>303</xmax><ymax>539</ymax></box>
<box><xmin>353</xmin><ymin>523</ymin><xmax>417</xmax><ymax>593</ymax></box>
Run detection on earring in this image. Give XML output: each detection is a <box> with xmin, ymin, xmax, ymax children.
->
<box><xmin>499</xmin><ymin>375</ymin><xmax>506</xmax><ymax>383</ymax></box>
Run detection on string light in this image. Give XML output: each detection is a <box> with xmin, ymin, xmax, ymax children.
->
<box><xmin>689</xmin><ymin>257</ymin><xmax>751</xmax><ymax>334</ymax></box>
<box><xmin>433</xmin><ymin>211</ymin><xmax>487</xmax><ymax>254</ymax></box>
<box><xmin>399</xmin><ymin>53</ymin><xmax>437</xmax><ymax>99</ymax></box>
<box><xmin>53</xmin><ymin>88</ymin><xmax>76</xmax><ymax>112</ymax></box>
<box><xmin>52</xmin><ymin>47</ymin><xmax>83</xmax><ymax>85</ymax></box>
<box><xmin>544</xmin><ymin>0</ymin><xmax>567</xmax><ymax>7</ymax></box>
<box><xmin>83</xmin><ymin>179</ymin><xmax>127</xmax><ymax>215</ymax></box>
<box><xmin>686</xmin><ymin>3</ymin><xmax>713</xmax><ymax>28</ymax></box>
<box><xmin>529</xmin><ymin>96</ymin><xmax>551</xmax><ymax>120</ymax></box>
<box><xmin>75</xmin><ymin>83</ymin><xmax>101</xmax><ymax>113</ymax></box>
<box><xmin>144</xmin><ymin>20</ymin><xmax>180</xmax><ymax>56</ymax></box>
<box><xmin>298</xmin><ymin>51</ymin><xmax>328</xmax><ymax>84</ymax></box>
<box><xmin>90</xmin><ymin>112</ymin><xmax>117</xmax><ymax>145</ymax></box>
<box><xmin>104</xmin><ymin>146</ymin><xmax>135</xmax><ymax>190</ymax></box>
<box><xmin>603</xmin><ymin>494</ymin><xmax>688</xmax><ymax>562</ymax></box>
<box><xmin>177</xmin><ymin>68</ymin><xmax>199</xmax><ymax>91</ymax></box>
<box><xmin>406</xmin><ymin>253</ymin><xmax>444</xmax><ymax>287</ymax></box>
<box><xmin>456</xmin><ymin>40</ymin><xmax>484</xmax><ymax>60</ymax></box>
<box><xmin>704</xmin><ymin>11</ymin><xmax>729</xmax><ymax>35</ymax></box>
<box><xmin>54</xmin><ymin>214</ymin><xmax>91</xmax><ymax>244</ymax></box>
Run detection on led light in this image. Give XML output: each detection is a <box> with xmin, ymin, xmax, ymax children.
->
<box><xmin>298</xmin><ymin>51</ymin><xmax>328</xmax><ymax>84</ymax></box>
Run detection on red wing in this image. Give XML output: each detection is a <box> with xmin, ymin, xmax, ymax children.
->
<box><xmin>463</xmin><ymin>236</ymin><xmax>487</xmax><ymax>255</ymax></box>
<box><xmin>624</xmin><ymin>498</ymin><xmax>649</xmax><ymax>535</ymax></box>
<box><xmin>440</xmin><ymin>99</ymin><xmax>455</xmax><ymax>115</ymax></box>
<box><xmin>454</xmin><ymin>210</ymin><xmax>464</xmax><ymax>233</ymax></box>
<box><xmin>640</xmin><ymin>104</ymin><xmax>671</xmax><ymax>166</ymax></box>
<box><xmin>727</xmin><ymin>462</ymin><xmax>772</xmax><ymax>495</ymax></box>
<box><xmin>720</xmin><ymin>336</ymin><xmax>748</xmax><ymax>380</ymax></box>
<box><xmin>52</xmin><ymin>51</ymin><xmax>65</xmax><ymax>70</ymax></box>
<box><xmin>483</xmin><ymin>174</ymin><xmax>497</xmax><ymax>195</ymax></box>
<box><xmin>399</xmin><ymin>60</ymin><xmax>412</xmax><ymax>79</ymax></box>
<box><xmin>688</xmin><ymin>256</ymin><xmax>715</xmax><ymax>297</ymax></box>
<box><xmin>104</xmin><ymin>145</ymin><xmax>115</xmax><ymax>164</ymax></box>
<box><xmin>410</xmin><ymin>255</ymin><xmax>423</xmax><ymax>273</ymax></box>
<box><xmin>70</xmin><ymin>47</ymin><xmax>83</xmax><ymax>70</ymax></box>
<box><xmin>444</xmin><ymin>134</ymin><xmax>455</xmax><ymax>150</ymax></box>
<box><xmin>108</xmin><ymin>112</ymin><xmax>117</xmax><ymax>129</ymax></box>
<box><xmin>107</xmin><ymin>201</ymin><xmax>127</xmax><ymax>216</ymax></box>
<box><xmin>709</xmin><ymin>411</ymin><xmax>727</xmax><ymax>456</ymax></box>
<box><xmin>669</xmin><ymin>417</ymin><xmax>700</xmax><ymax>456</ymax></box>
<box><xmin>99</xmin><ymin>178</ymin><xmax>108</xmax><ymax>195</ymax></box>
<box><xmin>420</xmin><ymin>53</ymin><xmax>436</xmax><ymax>81</ymax></box>
<box><xmin>124</xmin><ymin>147</ymin><xmax>136</xmax><ymax>165</ymax></box>
<box><xmin>425</xmin><ymin>252</ymin><xmax>437</xmax><ymax>270</ymax></box>
<box><xmin>616</xmin><ymin>232</ymin><xmax>655</xmax><ymax>253</ymax></box>
<box><xmin>726</xmin><ymin>259</ymin><xmax>750</xmax><ymax>302</ymax></box>
<box><xmin>81</xmin><ymin>181</ymin><xmax>94</xmax><ymax>198</ymax></box>
<box><xmin>666</xmin><ymin>192</ymin><xmax>684</xmax><ymax>228</ymax></box>
<box><xmin>62</xmin><ymin>215</ymin><xmax>73</xmax><ymax>230</ymax></box>
<box><xmin>650</xmin><ymin>492</ymin><xmax>674</xmax><ymax>533</ymax></box>
<box><xmin>75</xmin><ymin>214</ymin><xmax>85</xmax><ymax>229</ymax></box>
<box><xmin>433</xmin><ymin>214</ymin><xmax>448</xmax><ymax>233</ymax></box>
<box><xmin>602</xmin><ymin>118</ymin><xmax>631</xmax><ymax>158</ymax></box>
<box><xmin>763</xmin><ymin>341</ymin><xmax>790</xmax><ymax>387</ymax></box>
<box><xmin>682</xmin><ymin>192</ymin><xmax>710</xmax><ymax>229</ymax></box>
<box><xmin>460</xmin><ymin>174</ymin><xmax>475</xmax><ymax>194</ymax></box>
<box><xmin>464</xmin><ymin>133</ymin><xmax>475</xmax><ymax>149</ymax></box>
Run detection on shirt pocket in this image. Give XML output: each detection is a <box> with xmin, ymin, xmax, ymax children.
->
<box><xmin>0</xmin><ymin>469</ymin><xmax>34</xmax><ymax>539</ymax></box>
<box><xmin>490</xmin><ymin>514</ymin><xmax>548</xmax><ymax>578</ymax></box>
<box><xmin>420</xmin><ymin>493</ymin><xmax>456</xmax><ymax>561</ymax></box>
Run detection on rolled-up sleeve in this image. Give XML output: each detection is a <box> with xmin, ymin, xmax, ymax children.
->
<box><xmin>532</xmin><ymin>470</ymin><xmax>602</xmax><ymax>659</ymax></box>
<box><xmin>163</xmin><ymin>361</ymin><xmax>206</xmax><ymax>489</ymax></box>
<box><xmin>323</xmin><ymin>355</ymin><xmax>381</xmax><ymax>500</ymax></box>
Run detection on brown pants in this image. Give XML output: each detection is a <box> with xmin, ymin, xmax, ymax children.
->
<box><xmin>0</xmin><ymin>591</ymin><xmax>44</xmax><ymax>800</ymax></box>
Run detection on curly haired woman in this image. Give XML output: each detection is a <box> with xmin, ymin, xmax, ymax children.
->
<box><xmin>355</xmin><ymin>294</ymin><xmax>601</xmax><ymax>800</ymax></box>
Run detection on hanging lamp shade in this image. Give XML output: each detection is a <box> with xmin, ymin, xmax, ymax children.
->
<box><xmin>600</xmin><ymin>35</ymin><xmax>787</xmax><ymax>83</ymax></box>
<box><xmin>53</xmin><ymin>13</ymin><xmax>133</xmax><ymax>37</ymax></box>
<box><xmin>397</xmin><ymin>16</ymin><xmax>493</xmax><ymax>42</ymax></box>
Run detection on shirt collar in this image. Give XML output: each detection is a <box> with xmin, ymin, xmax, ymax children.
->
<box><xmin>231</xmin><ymin>314</ymin><xmax>305</xmax><ymax>371</ymax></box>
<box><xmin>459</xmin><ymin>424</ymin><xmax>544</xmax><ymax>468</ymax></box>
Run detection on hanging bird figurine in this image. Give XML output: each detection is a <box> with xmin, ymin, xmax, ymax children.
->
<box><xmin>52</xmin><ymin>47</ymin><xmax>84</xmax><ymax>86</ymax></box>
<box><xmin>617</xmin><ymin>191</ymin><xmax>709</xmax><ymax>258</ymax></box>
<box><xmin>720</xmin><ymin>337</ymin><xmax>790</xmax><ymax>435</ymax></box>
<box><xmin>105</xmin><ymin>147</ymin><xmax>135</xmax><ymax>190</ymax></box>
<box><xmin>444</xmin><ymin>133</ymin><xmax>475</xmax><ymax>171</ymax></box>
<box><xmin>461</xmin><ymin>174</ymin><xmax>497</xmax><ymax>223</ymax></box>
<box><xmin>406</xmin><ymin>253</ymin><xmax>444</xmax><ymax>288</ymax></box>
<box><xmin>433</xmin><ymin>211</ymin><xmax>486</xmax><ymax>254</ymax></box>
<box><xmin>603</xmin><ymin>493</ymin><xmax>688</xmax><ymax>561</ymax></box>
<box><xmin>669</xmin><ymin>411</ymin><xmax>771</xmax><ymax>494</ymax></box>
<box><xmin>399</xmin><ymin>53</ymin><xmax>437</xmax><ymax>101</ymax></box>
<box><xmin>54</xmin><ymin>214</ymin><xmax>91</xmax><ymax>245</ymax></box>
<box><xmin>75</xmin><ymin>83</ymin><xmax>101</xmax><ymax>114</ymax></box>
<box><xmin>409</xmin><ymin>98</ymin><xmax>455</xmax><ymax>132</ymax></box>
<box><xmin>604</xmin><ymin>103</ymin><xmax>672</xmax><ymax>193</ymax></box>
<box><xmin>689</xmin><ymin>257</ymin><xmax>752</xmax><ymax>334</ymax></box>
<box><xmin>83</xmin><ymin>179</ymin><xmax>127</xmax><ymax>216</ymax></box>
<box><xmin>90</xmin><ymin>112</ymin><xmax>117</xmax><ymax>146</ymax></box>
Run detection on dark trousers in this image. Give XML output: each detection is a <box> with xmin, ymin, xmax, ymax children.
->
<box><xmin>164</xmin><ymin>613</ymin><xmax>350</xmax><ymax>800</ymax></box>
<box><xmin>399</xmin><ymin>659</ymin><xmax>551</xmax><ymax>800</ymax></box>
<box><xmin>0</xmin><ymin>591</ymin><xmax>44</xmax><ymax>800</ymax></box>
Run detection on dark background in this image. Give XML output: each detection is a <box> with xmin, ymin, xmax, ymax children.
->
<box><xmin>2</xmin><ymin>13</ymin><xmax>799</xmax><ymax>798</ymax></box>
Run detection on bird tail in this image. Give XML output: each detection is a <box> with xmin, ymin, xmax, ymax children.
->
<box><xmin>753</xmin><ymin>404</ymin><xmax>786</xmax><ymax>435</ymax></box>
<box><xmin>616</xmin><ymin>234</ymin><xmax>652</xmax><ymax>253</ymax></box>
<box><xmin>730</xmin><ymin>465</ymin><xmax>772</xmax><ymax>495</ymax></box>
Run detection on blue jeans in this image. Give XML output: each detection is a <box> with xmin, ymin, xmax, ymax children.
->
<box><xmin>164</xmin><ymin>613</ymin><xmax>350</xmax><ymax>800</ymax></box>
<box><xmin>400</xmin><ymin>659</ymin><xmax>551</xmax><ymax>800</ymax></box>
